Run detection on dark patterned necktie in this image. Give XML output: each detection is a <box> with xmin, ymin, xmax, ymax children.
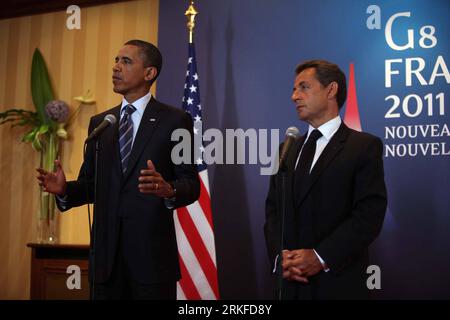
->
<box><xmin>294</xmin><ymin>129</ymin><xmax>323</xmax><ymax>193</ymax></box>
<box><xmin>293</xmin><ymin>129</ymin><xmax>323</xmax><ymax>250</ymax></box>
<box><xmin>119</xmin><ymin>104</ymin><xmax>136</xmax><ymax>173</ymax></box>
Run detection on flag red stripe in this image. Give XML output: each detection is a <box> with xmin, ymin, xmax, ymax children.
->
<box><xmin>178</xmin><ymin>254</ymin><xmax>202</xmax><ymax>299</ymax></box>
<box><xmin>177</xmin><ymin>206</ymin><xmax>220</xmax><ymax>298</ymax></box>
<box><xmin>178</xmin><ymin>42</ymin><xmax>219</xmax><ymax>300</ymax></box>
<box><xmin>198</xmin><ymin>175</ymin><xmax>214</xmax><ymax>228</ymax></box>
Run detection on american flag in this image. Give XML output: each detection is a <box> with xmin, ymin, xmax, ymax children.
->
<box><xmin>174</xmin><ymin>43</ymin><xmax>220</xmax><ymax>300</ymax></box>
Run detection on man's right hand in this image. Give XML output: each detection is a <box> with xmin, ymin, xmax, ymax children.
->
<box><xmin>36</xmin><ymin>159</ymin><xmax>67</xmax><ymax>195</ymax></box>
<box><xmin>282</xmin><ymin>249</ymin><xmax>309</xmax><ymax>283</ymax></box>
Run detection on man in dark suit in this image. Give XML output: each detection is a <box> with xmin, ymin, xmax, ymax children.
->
<box><xmin>37</xmin><ymin>40</ymin><xmax>200</xmax><ymax>299</ymax></box>
<box><xmin>264</xmin><ymin>60</ymin><xmax>387</xmax><ymax>299</ymax></box>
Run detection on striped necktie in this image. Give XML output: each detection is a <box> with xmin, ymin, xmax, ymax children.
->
<box><xmin>119</xmin><ymin>104</ymin><xmax>136</xmax><ymax>173</ymax></box>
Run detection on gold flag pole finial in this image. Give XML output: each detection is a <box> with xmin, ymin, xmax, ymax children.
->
<box><xmin>185</xmin><ymin>0</ymin><xmax>198</xmax><ymax>44</ymax></box>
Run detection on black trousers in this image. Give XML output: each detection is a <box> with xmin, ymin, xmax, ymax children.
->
<box><xmin>92</xmin><ymin>219</ymin><xmax>176</xmax><ymax>300</ymax></box>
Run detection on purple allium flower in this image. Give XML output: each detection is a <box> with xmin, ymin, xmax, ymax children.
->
<box><xmin>45</xmin><ymin>100</ymin><xmax>69</xmax><ymax>123</ymax></box>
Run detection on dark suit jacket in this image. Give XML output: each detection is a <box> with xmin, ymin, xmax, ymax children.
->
<box><xmin>57</xmin><ymin>97</ymin><xmax>200</xmax><ymax>285</ymax></box>
<box><xmin>264</xmin><ymin>123</ymin><xmax>387</xmax><ymax>299</ymax></box>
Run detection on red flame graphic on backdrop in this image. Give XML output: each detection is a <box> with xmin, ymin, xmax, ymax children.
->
<box><xmin>344</xmin><ymin>63</ymin><xmax>362</xmax><ymax>132</ymax></box>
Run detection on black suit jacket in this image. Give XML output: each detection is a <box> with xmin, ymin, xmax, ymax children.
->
<box><xmin>57</xmin><ymin>97</ymin><xmax>200</xmax><ymax>284</ymax></box>
<box><xmin>264</xmin><ymin>123</ymin><xmax>387</xmax><ymax>299</ymax></box>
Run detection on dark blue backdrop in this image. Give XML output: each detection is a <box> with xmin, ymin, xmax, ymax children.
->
<box><xmin>157</xmin><ymin>0</ymin><xmax>450</xmax><ymax>299</ymax></box>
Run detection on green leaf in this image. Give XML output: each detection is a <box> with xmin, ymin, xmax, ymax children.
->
<box><xmin>31</xmin><ymin>48</ymin><xmax>54</xmax><ymax>124</ymax></box>
<box><xmin>32</xmin><ymin>134</ymin><xmax>42</xmax><ymax>151</ymax></box>
<box><xmin>37</xmin><ymin>124</ymin><xmax>49</xmax><ymax>135</ymax></box>
<box><xmin>22</xmin><ymin>127</ymin><xmax>38</xmax><ymax>143</ymax></box>
<box><xmin>31</xmin><ymin>124</ymin><xmax>49</xmax><ymax>151</ymax></box>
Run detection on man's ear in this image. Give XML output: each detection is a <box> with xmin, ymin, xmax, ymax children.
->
<box><xmin>327</xmin><ymin>81</ymin><xmax>338</xmax><ymax>100</ymax></box>
<box><xmin>144</xmin><ymin>66</ymin><xmax>158</xmax><ymax>82</ymax></box>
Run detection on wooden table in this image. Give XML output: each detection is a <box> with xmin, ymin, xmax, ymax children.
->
<box><xmin>27</xmin><ymin>243</ymin><xmax>90</xmax><ymax>300</ymax></box>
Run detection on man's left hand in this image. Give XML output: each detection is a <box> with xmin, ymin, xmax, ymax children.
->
<box><xmin>138</xmin><ymin>160</ymin><xmax>174</xmax><ymax>198</ymax></box>
<box><xmin>283</xmin><ymin>249</ymin><xmax>324</xmax><ymax>282</ymax></box>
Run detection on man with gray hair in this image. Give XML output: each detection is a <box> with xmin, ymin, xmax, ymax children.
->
<box><xmin>265</xmin><ymin>60</ymin><xmax>387</xmax><ymax>299</ymax></box>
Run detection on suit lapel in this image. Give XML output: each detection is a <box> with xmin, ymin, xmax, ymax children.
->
<box><xmin>122</xmin><ymin>97</ymin><xmax>162</xmax><ymax>183</ymax></box>
<box><xmin>295</xmin><ymin>123</ymin><xmax>350</xmax><ymax>208</ymax></box>
<box><xmin>278</xmin><ymin>136</ymin><xmax>304</xmax><ymax>248</ymax></box>
<box><xmin>288</xmin><ymin>136</ymin><xmax>305</xmax><ymax>195</ymax></box>
<box><xmin>101</xmin><ymin>106</ymin><xmax>122</xmax><ymax>175</ymax></box>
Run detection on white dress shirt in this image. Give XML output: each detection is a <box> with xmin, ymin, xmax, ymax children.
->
<box><xmin>120</xmin><ymin>92</ymin><xmax>152</xmax><ymax>147</ymax></box>
<box><xmin>295</xmin><ymin>116</ymin><xmax>342</xmax><ymax>171</ymax></box>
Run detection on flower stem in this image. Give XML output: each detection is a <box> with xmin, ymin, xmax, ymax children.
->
<box><xmin>40</xmin><ymin>133</ymin><xmax>58</xmax><ymax>221</ymax></box>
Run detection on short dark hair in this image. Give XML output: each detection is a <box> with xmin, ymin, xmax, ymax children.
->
<box><xmin>125</xmin><ymin>39</ymin><xmax>162</xmax><ymax>85</ymax></box>
<box><xmin>295</xmin><ymin>60</ymin><xmax>347</xmax><ymax>109</ymax></box>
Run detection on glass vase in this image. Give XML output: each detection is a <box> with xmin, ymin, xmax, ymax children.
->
<box><xmin>37</xmin><ymin>132</ymin><xmax>59</xmax><ymax>244</ymax></box>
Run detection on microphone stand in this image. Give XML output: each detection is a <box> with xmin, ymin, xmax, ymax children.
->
<box><xmin>92</xmin><ymin>139</ymin><xmax>100</xmax><ymax>300</ymax></box>
<box><xmin>277</xmin><ymin>164</ymin><xmax>288</xmax><ymax>300</ymax></box>
<box><xmin>85</xmin><ymin>139</ymin><xmax>99</xmax><ymax>300</ymax></box>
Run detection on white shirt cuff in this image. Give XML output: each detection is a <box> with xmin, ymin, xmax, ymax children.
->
<box><xmin>314</xmin><ymin>249</ymin><xmax>330</xmax><ymax>272</ymax></box>
<box><xmin>164</xmin><ymin>197</ymin><xmax>176</xmax><ymax>209</ymax></box>
<box><xmin>272</xmin><ymin>254</ymin><xmax>280</xmax><ymax>274</ymax></box>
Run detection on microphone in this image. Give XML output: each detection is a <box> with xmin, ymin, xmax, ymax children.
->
<box><xmin>85</xmin><ymin>114</ymin><xmax>117</xmax><ymax>143</ymax></box>
<box><xmin>279</xmin><ymin>126</ymin><xmax>300</xmax><ymax>171</ymax></box>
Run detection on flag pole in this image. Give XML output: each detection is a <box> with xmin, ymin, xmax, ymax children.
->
<box><xmin>177</xmin><ymin>1</ymin><xmax>220</xmax><ymax>299</ymax></box>
<box><xmin>185</xmin><ymin>0</ymin><xmax>198</xmax><ymax>44</ymax></box>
